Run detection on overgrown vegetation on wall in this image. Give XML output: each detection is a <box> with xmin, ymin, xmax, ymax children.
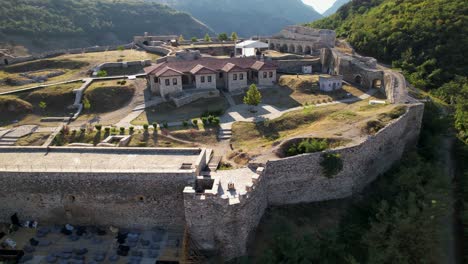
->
<box><xmin>320</xmin><ymin>153</ymin><xmax>343</xmax><ymax>178</ymax></box>
<box><xmin>286</xmin><ymin>138</ymin><xmax>329</xmax><ymax>157</ymax></box>
<box><xmin>250</xmin><ymin>102</ymin><xmax>452</xmax><ymax>263</ymax></box>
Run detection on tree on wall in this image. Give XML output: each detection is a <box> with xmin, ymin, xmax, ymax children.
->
<box><xmin>191</xmin><ymin>37</ymin><xmax>198</xmax><ymax>42</ymax></box>
<box><xmin>218</xmin><ymin>33</ymin><xmax>228</xmax><ymax>41</ymax></box>
<box><xmin>244</xmin><ymin>84</ymin><xmax>262</xmax><ymax>111</ymax></box>
<box><xmin>97</xmin><ymin>70</ymin><xmax>107</xmax><ymax>77</ymax></box>
<box><xmin>204</xmin><ymin>33</ymin><xmax>212</xmax><ymax>42</ymax></box>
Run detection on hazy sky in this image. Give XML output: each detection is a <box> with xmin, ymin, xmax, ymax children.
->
<box><xmin>302</xmin><ymin>0</ymin><xmax>336</xmax><ymax>14</ymax></box>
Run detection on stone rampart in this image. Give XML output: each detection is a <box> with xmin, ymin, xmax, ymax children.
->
<box><xmin>184</xmin><ymin>103</ymin><xmax>424</xmax><ymax>259</ymax></box>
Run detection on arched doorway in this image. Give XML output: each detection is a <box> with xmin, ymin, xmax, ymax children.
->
<box><xmin>142</xmin><ymin>41</ymin><xmax>149</xmax><ymax>46</ymax></box>
<box><xmin>355</xmin><ymin>75</ymin><xmax>362</xmax><ymax>84</ymax></box>
<box><xmin>296</xmin><ymin>45</ymin><xmax>303</xmax><ymax>54</ymax></box>
<box><xmin>288</xmin><ymin>44</ymin><xmax>295</xmax><ymax>53</ymax></box>
<box><xmin>269</xmin><ymin>43</ymin><xmax>275</xmax><ymax>50</ymax></box>
<box><xmin>280</xmin><ymin>44</ymin><xmax>288</xmax><ymax>53</ymax></box>
<box><xmin>275</xmin><ymin>43</ymin><xmax>281</xmax><ymax>51</ymax></box>
<box><xmin>304</xmin><ymin>46</ymin><xmax>312</xmax><ymax>55</ymax></box>
<box><xmin>372</xmin><ymin>79</ymin><xmax>382</xmax><ymax>89</ymax></box>
<box><xmin>4</xmin><ymin>59</ymin><xmax>8</xmax><ymax>65</ymax></box>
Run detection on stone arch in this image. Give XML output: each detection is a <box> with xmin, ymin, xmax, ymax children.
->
<box><xmin>372</xmin><ymin>79</ymin><xmax>382</xmax><ymax>89</ymax></box>
<box><xmin>142</xmin><ymin>40</ymin><xmax>149</xmax><ymax>46</ymax></box>
<box><xmin>296</xmin><ymin>45</ymin><xmax>303</xmax><ymax>54</ymax></box>
<box><xmin>280</xmin><ymin>44</ymin><xmax>288</xmax><ymax>53</ymax></box>
<box><xmin>304</xmin><ymin>46</ymin><xmax>312</xmax><ymax>55</ymax></box>
<box><xmin>288</xmin><ymin>44</ymin><xmax>295</xmax><ymax>53</ymax></box>
<box><xmin>4</xmin><ymin>59</ymin><xmax>8</xmax><ymax>65</ymax></box>
<box><xmin>275</xmin><ymin>43</ymin><xmax>281</xmax><ymax>51</ymax></box>
<box><xmin>355</xmin><ymin>75</ymin><xmax>362</xmax><ymax>85</ymax></box>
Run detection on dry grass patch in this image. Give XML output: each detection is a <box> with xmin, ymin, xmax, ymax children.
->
<box><xmin>84</xmin><ymin>80</ymin><xmax>135</xmax><ymax>113</ymax></box>
<box><xmin>16</xmin><ymin>133</ymin><xmax>50</xmax><ymax>146</ymax></box>
<box><xmin>128</xmin><ymin>132</ymin><xmax>195</xmax><ymax>148</ymax></box>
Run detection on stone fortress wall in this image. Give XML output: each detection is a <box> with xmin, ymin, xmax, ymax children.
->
<box><xmin>0</xmin><ymin>147</ymin><xmax>207</xmax><ymax>229</ymax></box>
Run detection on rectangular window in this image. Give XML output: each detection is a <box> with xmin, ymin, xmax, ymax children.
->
<box><xmin>173</xmin><ymin>78</ymin><xmax>178</xmax><ymax>85</ymax></box>
<box><xmin>201</xmin><ymin>76</ymin><xmax>205</xmax><ymax>83</ymax></box>
<box><xmin>165</xmin><ymin>79</ymin><xmax>170</xmax><ymax>86</ymax></box>
<box><xmin>208</xmin><ymin>76</ymin><xmax>212</xmax><ymax>82</ymax></box>
<box><xmin>154</xmin><ymin>77</ymin><xmax>158</xmax><ymax>83</ymax></box>
<box><xmin>233</xmin><ymin>74</ymin><xmax>237</xmax><ymax>80</ymax></box>
<box><xmin>240</xmin><ymin>73</ymin><xmax>244</xmax><ymax>80</ymax></box>
<box><xmin>219</xmin><ymin>72</ymin><xmax>223</xmax><ymax>78</ymax></box>
<box><xmin>263</xmin><ymin>72</ymin><xmax>267</xmax><ymax>78</ymax></box>
<box><xmin>269</xmin><ymin>71</ymin><xmax>273</xmax><ymax>78</ymax></box>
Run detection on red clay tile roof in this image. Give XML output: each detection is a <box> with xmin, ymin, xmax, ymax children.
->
<box><xmin>145</xmin><ymin>57</ymin><xmax>277</xmax><ymax>75</ymax></box>
<box><xmin>221</xmin><ymin>63</ymin><xmax>246</xmax><ymax>73</ymax></box>
<box><xmin>251</xmin><ymin>61</ymin><xmax>277</xmax><ymax>71</ymax></box>
<box><xmin>154</xmin><ymin>66</ymin><xmax>183</xmax><ymax>77</ymax></box>
<box><xmin>190</xmin><ymin>64</ymin><xmax>217</xmax><ymax>75</ymax></box>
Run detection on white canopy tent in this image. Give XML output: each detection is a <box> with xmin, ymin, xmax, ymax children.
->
<box><xmin>235</xmin><ymin>40</ymin><xmax>269</xmax><ymax>57</ymax></box>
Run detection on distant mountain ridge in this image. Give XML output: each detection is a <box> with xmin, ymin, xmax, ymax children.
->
<box><xmin>323</xmin><ymin>0</ymin><xmax>351</xmax><ymax>16</ymax></box>
<box><xmin>0</xmin><ymin>0</ymin><xmax>212</xmax><ymax>52</ymax></box>
<box><xmin>149</xmin><ymin>0</ymin><xmax>323</xmax><ymax>36</ymax></box>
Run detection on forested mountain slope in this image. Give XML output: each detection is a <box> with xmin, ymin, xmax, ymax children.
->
<box><xmin>0</xmin><ymin>0</ymin><xmax>212</xmax><ymax>52</ymax></box>
<box><xmin>309</xmin><ymin>0</ymin><xmax>468</xmax><ymax>142</ymax></box>
<box><xmin>151</xmin><ymin>0</ymin><xmax>323</xmax><ymax>36</ymax></box>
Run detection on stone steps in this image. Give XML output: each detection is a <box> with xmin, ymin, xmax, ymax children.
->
<box><xmin>208</xmin><ymin>156</ymin><xmax>222</xmax><ymax>171</ymax></box>
<box><xmin>218</xmin><ymin>129</ymin><xmax>232</xmax><ymax>140</ymax></box>
<box><xmin>0</xmin><ymin>141</ymin><xmax>15</xmax><ymax>146</ymax></box>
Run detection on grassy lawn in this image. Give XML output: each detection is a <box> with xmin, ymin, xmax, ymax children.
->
<box><xmin>233</xmin><ymin>75</ymin><xmax>368</xmax><ymax>110</ymax></box>
<box><xmin>15</xmin><ymin>133</ymin><xmax>50</xmax><ymax>146</ymax></box>
<box><xmin>101</xmin><ymin>65</ymin><xmax>145</xmax><ymax>76</ymax></box>
<box><xmin>0</xmin><ymin>82</ymin><xmax>82</xmax><ymax>127</ymax></box>
<box><xmin>131</xmin><ymin>97</ymin><xmax>230</xmax><ymax>125</ymax></box>
<box><xmin>0</xmin><ymin>50</ymin><xmax>158</xmax><ymax>93</ymax></box>
<box><xmin>231</xmin><ymin>101</ymin><xmax>404</xmax><ymax>158</ymax></box>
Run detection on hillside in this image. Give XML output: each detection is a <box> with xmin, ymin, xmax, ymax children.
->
<box><xmin>323</xmin><ymin>0</ymin><xmax>350</xmax><ymax>16</ymax></box>
<box><xmin>308</xmin><ymin>0</ymin><xmax>468</xmax><ymax>142</ymax></box>
<box><xmin>151</xmin><ymin>0</ymin><xmax>323</xmax><ymax>36</ymax></box>
<box><xmin>0</xmin><ymin>0</ymin><xmax>212</xmax><ymax>52</ymax></box>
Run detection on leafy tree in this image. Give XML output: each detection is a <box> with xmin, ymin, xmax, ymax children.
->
<box><xmin>191</xmin><ymin>37</ymin><xmax>198</xmax><ymax>42</ymax></box>
<box><xmin>204</xmin><ymin>33</ymin><xmax>212</xmax><ymax>42</ymax></box>
<box><xmin>243</xmin><ymin>84</ymin><xmax>262</xmax><ymax>107</ymax></box>
<box><xmin>117</xmin><ymin>45</ymin><xmax>124</xmax><ymax>51</ymax></box>
<box><xmin>218</xmin><ymin>33</ymin><xmax>228</xmax><ymax>41</ymax></box>
<box><xmin>96</xmin><ymin>70</ymin><xmax>107</xmax><ymax>77</ymax></box>
<box><xmin>231</xmin><ymin>32</ymin><xmax>238</xmax><ymax>42</ymax></box>
<box><xmin>38</xmin><ymin>101</ymin><xmax>47</xmax><ymax>111</ymax></box>
<box><xmin>178</xmin><ymin>35</ymin><xmax>185</xmax><ymax>42</ymax></box>
<box><xmin>83</xmin><ymin>97</ymin><xmax>91</xmax><ymax>110</ymax></box>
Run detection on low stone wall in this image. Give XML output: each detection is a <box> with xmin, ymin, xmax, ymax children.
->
<box><xmin>171</xmin><ymin>89</ymin><xmax>220</xmax><ymax>108</ymax></box>
<box><xmin>275</xmin><ymin>58</ymin><xmax>322</xmax><ymax>73</ymax></box>
<box><xmin>184</xmin><ymin>103</ymin><xmax>424</xmax><ymax>259</ymax></box>
<box><xmin>1</xmin><ymin>43</ymin><xmax>135</xmax><ymax>66</ymax></box>
<box><xmin>138</xmin><ymin>45</ymin><xmax>172</xmax><ymax>56</ymax></box>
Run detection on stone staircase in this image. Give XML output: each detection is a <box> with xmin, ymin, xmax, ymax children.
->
<box><xmin>218</xmin><ymin>128</ymin><xmax>232</xmax><ymax>140</ymax></box>
<box><xmin>0</xmin><ymin>138</ymin><xmax>17</xmax><ymax>146</ymax></box>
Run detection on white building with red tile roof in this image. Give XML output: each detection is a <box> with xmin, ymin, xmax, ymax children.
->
<box><xmin>144</xmin><ymin>57</ymin><xmax>278</xmax><ymax>96</ymax></box>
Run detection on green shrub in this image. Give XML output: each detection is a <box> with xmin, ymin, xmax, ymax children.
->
<box><xmin>320</xmin><ymin>153</ymin><xmax>343</xmax><ymax>178</ymax></box>
<box><xmin>129</xmin><ymin>127</ymin><xmax>134</xmax><ymax>133</ymax></box>
<box><xmin>362</xmin><ymin>120</ymin><xmax>385</xmax><ymax>135</ymax></box>
<box><xmin>80</xmin><ymin>128</ymin><xmax>86</xmax><ymax>134</ymax></box>
<box><xmin>201</xmin><ymin>117</ymin><xmax>209</xmax><ymax>125</ymax></box>
<box><xmin>152</xmin><ymin>122</ymin><xmax>158</xmax><ymax>129</ymax></box>
<box><xmin>95</xmin><ymin>124</ymin><xmax>102</xmax><ymax>131</ymax></box>
<box><xmin>183</xmin><ymin>120</ymin><xmax>188</xmax><ymax>127</ymax></box>
<box><xmin>192</xmin><ymin>119</ymin><xmax>199</xmax><ymax>126</ymax></box>
<box><xmin>143</xmin><ymin>124</ymin><xmax>149</xmax><ymax>130</ymax></box>
<box><xmin>104</xmin><ymin>127</ymin><xmax>111</xmax><ymax>133</ymax></box>
<box><xmin>212</xmin><ymin>117</ymin><xmax>221</xmax><ymax>125</ymax></box>
<box><xmin>120</xmin><ymin>127</ymin><xmax>125</xmax><ymax>134</ymax></box>
<box><xmin>163</xmin><ymin>122</ymin><xmax>169</xmax><ymax>129</ymax></box>
<box><xmin>286</xmin><ymin>138</ymin><xmax>329</xmax><ymax>157</ymax></box>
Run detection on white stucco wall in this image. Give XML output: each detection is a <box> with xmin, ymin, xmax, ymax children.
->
<box><xmin>159</xmin><ymin>76</ymin><xmax>183</xmax><ymax>98</ymax></box>
<box><xmin>195</xmin><ymin>74</ymin><xmax>217</xmax><ymax>89</ymax></box>
<box><xmin>227</xmin><ymin>72</ymin><xmax>248</xmax><ymax>92</ymax></box>
<box><xmin>258</xmin><ymin>70</ymin><xmax>277</xmax><ymax>86</ymax></box>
